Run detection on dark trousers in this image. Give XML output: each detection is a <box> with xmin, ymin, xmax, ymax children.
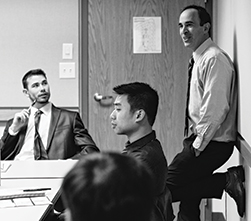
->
<box><xmin>166</xmin><ymin>134</ymin><xmax>234</xmax><ymax>221</ymax></box>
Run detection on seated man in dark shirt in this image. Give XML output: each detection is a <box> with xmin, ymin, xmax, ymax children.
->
<box><xmin>110</xmin><ymin>82</ymin><xmax>174</xmax><ymax>221</ymax></box>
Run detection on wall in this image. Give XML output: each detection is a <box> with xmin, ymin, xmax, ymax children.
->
<box><xmin>0</xmin><ymin>0</ymin><xmax>79</xmax><ymax>108</ymax></box>
<box><xmin>87</xmin><ymin>0</ymin><xmax>204</xmax><ymax>164</ymax></box>
<box><xmin>212</xmin><ymin>0</ymin><xmax>251</xmax><ymax>220</ymax></box>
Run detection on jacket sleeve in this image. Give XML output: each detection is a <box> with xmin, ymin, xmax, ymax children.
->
<box><xmin>0</xmin><ymin>119</ymin><xmax>19</xmax><ymax>160</ymax></box>
<box><xmin>71</xmin><ymin>112</ymin><xmax>99</xmax><ymax>159</ymax></box>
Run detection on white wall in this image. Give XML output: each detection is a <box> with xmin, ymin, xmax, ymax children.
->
<box><xmin>214</xmin><ymin>0</ymin><xmax>251</xmax><ymax>151</ymax></box>
<box><xmin>213</xmin><ymin>0</ymin><xmax>251</xmax><ymax>220</ymax></box>
<box><xmin>0</xmin><ymin>0</ymin><xmax>79</xmax><ymax>107</ymax></box>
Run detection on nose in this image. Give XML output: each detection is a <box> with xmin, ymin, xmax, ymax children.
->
<box><xmin>110</xmin><ymin>110</ymin><xmax>116</xmax><ymax>120</ymax></box>
<box><xmin>39</xmin><ymin>84</ymin><xmax>46</xmax><ymax>92</ymax></box>
<box><xmin>180</xmin><ymin>26</ymin><xmax>187</xmax><ymax>36</ymax></box>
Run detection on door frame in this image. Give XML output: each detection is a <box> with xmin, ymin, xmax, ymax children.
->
<box><xmin>79</xmin><ymin>0</ymin><xmax>89</xmax><ymax>127</ymax></box>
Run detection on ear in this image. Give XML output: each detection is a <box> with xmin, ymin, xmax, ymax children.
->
<box><xmin>135</xmin><ymin>109</ymin><xmax>146</xmax><ymax>122</ymax></box>
<box><xmin>23</xmin><ymin>89</ymin><xmax>30</xmax><ymax>98</ymax></box>
<box><xmin>203</xmin><ymin>22</ymin><xmax>210</xmax><ymax>34</ymax></box>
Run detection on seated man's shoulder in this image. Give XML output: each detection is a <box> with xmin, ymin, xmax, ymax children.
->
<box><xmin>56</xmin><ymin>106</ymin><xmax>79</xmax><ymax>116</ymax></box>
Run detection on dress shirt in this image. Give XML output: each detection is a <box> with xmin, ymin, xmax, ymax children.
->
<box><xmin>123</xmin><ymin>131</ymin><xmax>168</xmax><ymax>197</ymax></box>
<box><xmin>13</xmin><ymin>103</ymin><xmax>52</xmax><ymax>160</ymax></box>
<box><xmin>189</xmin><ymin>38</ymin><xmax>237</xmax><ymax>151</ymax></box>
<box><xmin>123</xmin><ymin>131</ymin><xmax>174</xmax><ymax>221</ymax></box>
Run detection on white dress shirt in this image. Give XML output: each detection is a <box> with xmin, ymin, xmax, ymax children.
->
<box><xmin>13</xmin><ymin>103</ymin><xmax>52</xmax><ymax>160</ymax></box>
<box><xmin>189</xmin><ymin>38</ymin><xmax>237</xmax><ymax>152</ymax></box>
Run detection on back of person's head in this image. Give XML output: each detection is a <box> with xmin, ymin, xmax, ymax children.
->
<box><xmin>62</xmin><ymin>152</ymin><xmax>155</xmax><ymax>221</ymax></box>
<box><xmin>22</xmin><ymin>69</ymin><xmax>46</xmax><ymax>89</ymax></box>
<box><xmin>181</xmin><ymin>5</ymin><xmax>211</xmax><ymax>36</ymax></box>
<box><xmin>113</xmin><ymin>82</ymin><xmax>159</xmax><ymax>126</ymax></box>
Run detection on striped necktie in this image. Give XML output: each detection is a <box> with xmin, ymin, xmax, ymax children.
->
<box><xmin>34</xmin><ymin>110</ymin><xmax>48</xmax><ymax>160</ymax></box>
<box><xmin>184</xmin><ymin>57</ymin><xmax>194</xmax><ymax>137</ymax></box>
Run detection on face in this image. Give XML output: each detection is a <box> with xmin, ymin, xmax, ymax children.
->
<box><xmin>23</xmin><ymin>75</ymin><xmax>51</xmax><ymax>106</ymax></box>
<box><xmin>179</xmin><ymin>8</ymin><xmax>209</xmax><ymax>51</ymax></box>
<box><xmin>110</xmin><ymin>95</ymin><xmax>138</xmax><ymax>137</ymax></box>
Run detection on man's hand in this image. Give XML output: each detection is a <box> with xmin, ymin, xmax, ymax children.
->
<box><xmin>9</xmin><ymin>109</ymin><xmax>30</xmax><ymax>133</ymax></box>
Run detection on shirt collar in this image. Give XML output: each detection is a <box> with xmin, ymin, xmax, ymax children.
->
<box><xmin>125</xmin><ymin>130</ymin><xmax>156</xmax><ymax>150</ymax></box>
<box><xmin>39</xmin><ymin>102</ymin><xmax>52</xmax><ymax>116</ymax></box>
<box><xmin>193</xmin><ymin>38</ymin><xmax>213</xmax><ymax>63</ymax></box>
<box><xmin>30</xmin><ymin>102</ymin><xmax>52</xmax><ymax>116</ymax></box>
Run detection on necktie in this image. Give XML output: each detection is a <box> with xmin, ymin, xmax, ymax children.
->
<box><xmin>122</xmin><ymin>148</ymin><xmax>127</xmax><ymax>154</ymax></box>
<box><xmin>34</xmin><ymin>110</ymin><xmax>48</xmax><ymax>160</ymax></box>
<box><xmin>184</xmin><ymin>57</ymin><xmax>194</xmax><ymax>137</ymax></box>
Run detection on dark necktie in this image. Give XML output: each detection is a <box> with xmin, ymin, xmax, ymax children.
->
<box><xmin>34</xmin><ymin>110</ymin><xmax>48</xmax><ymax>160</ymax></box>
<box><xmin>184</xmin><ymin>57</ymin><xmax>194</xmax><ymax>137</ymax></box>
<box><xmin>122</xmin><ymin>148</ymin><xmax>127</xmax><ymax>154</ymax></box>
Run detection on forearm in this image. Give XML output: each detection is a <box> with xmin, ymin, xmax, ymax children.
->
<box><xmin>73</xmin><ymin>113</ymin><xmax>100</xmax><ymax>157</ymax></box>
<box><xmin>71</xmin><ymin>145</ymin><xmax>100</xmax><ymax>159</ymax></box>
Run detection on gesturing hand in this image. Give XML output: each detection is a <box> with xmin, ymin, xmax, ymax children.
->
<box><xmin>10</xmin><ymin>109</ymin><xmax>31</xmax><ymax>133</ymax></box>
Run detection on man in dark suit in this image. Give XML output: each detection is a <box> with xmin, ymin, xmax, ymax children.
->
<box><xmin>0</xmin><ymin>69</ymin><xmax>99</xmax><ymax>160</ymax></box>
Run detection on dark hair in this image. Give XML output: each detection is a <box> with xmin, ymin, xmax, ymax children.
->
<box><xmin>22</xmin><ymin>69</ymin><xmax>47</xmax><ymax>89</ymax></box>
<box><xmin>182</xmin><ymin>5</ymin><xmax>211</xmax><ymax>36</ymax></box>
<box><xmin>62</xmin><ymin>152</ymin><xmax>154</xmax><ymax>221</ymax></box>
<box><xmin>113</xmin><ymin>82</ymin><xmax>159</xmax><ymax>126</ymax></box>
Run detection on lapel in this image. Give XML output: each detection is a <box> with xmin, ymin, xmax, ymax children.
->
<box><xmin>46</xmin><ymin>104</ymin><xmax>61</xmax><ymax>149</ymax></box>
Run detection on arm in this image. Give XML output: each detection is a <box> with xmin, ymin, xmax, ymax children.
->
<box><xmin>0</xmin><ymin>108</ymin><xmax>31</xmax><ymax>159</ymax></box>
<box><xmin>71</xmin><ymin>112</ymin><xmax>99</xmax><ymax>159</ymax></box>
<box><xmin>0</xmin><ymin>120</ymin><xmax>20</xmax><ymax>160</ymax></box>
<box><xmin>193</xmin><ymin>55</ymin><xmax>233</xmax><ymax>153</ymax></box>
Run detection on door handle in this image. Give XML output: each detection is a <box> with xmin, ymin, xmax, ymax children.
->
<box><xmin>94</xmin><ymin>93</ymin><xmax>113</xmax><ymax>102</ymax></box>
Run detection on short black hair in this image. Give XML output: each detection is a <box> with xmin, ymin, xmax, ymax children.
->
<box><xmin>181</xmin><ymin>5</ymin><xmax>211</xmax><ymax>36</ymax></box>
<box><xmin>113</xmin><ymin>82</ymin><xmax>159</xmax><ymax>126</ymax></box>
<box><xmin>22</xmin><ymin>69</ymin><xmax>46</xmax><ymax>89</ymax></box>
<box><xmin>62</xmin><ymin>152</ymin><xmax>155</xmax><ymax>221</ymax></box>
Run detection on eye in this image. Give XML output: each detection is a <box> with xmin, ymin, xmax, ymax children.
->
<box><xmin>114</xmin><ymin>106</ymin><xmax>121</xmax><ymax>112</ymax></box>
<box><xmin>31</xmin><ymin>83</ymin><xmax>39</xmax><ymax>88</ymax></box>
<box><xmin>42</xmin><ymin>80</ymin><xmax>48</xmax><ymax>86</ymax></box>
<box><xmin>186</xmin><ymin>22</ymin><xmax>194</xmax><ymax>28</ymax></box>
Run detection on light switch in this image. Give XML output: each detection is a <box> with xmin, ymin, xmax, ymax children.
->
<box><xmin>59</xmin><ymin>62</ymin><xmax>75</xmax><ymax>78</ymax></box>
<box><xmin>62</xmin><ymin>43</ymin><xmax>73</xmax><ymax>59</ymax></box>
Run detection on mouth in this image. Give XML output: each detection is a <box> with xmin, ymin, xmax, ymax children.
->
<box><xmin>111</xmin><ymin>122</ymin><xmax>116</xmax><ymax>129</ymax></box>
<box><xmin>38</xmin><ymin>93</ymin><xmax>48</xmax><ymax>98</ymax></box>
<box><xmin>182</xmin><ymin>36</ymin><xmax>191</xmax><ymax>43</ymax></box>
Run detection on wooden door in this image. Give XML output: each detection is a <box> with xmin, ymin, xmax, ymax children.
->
<box><xmin>88</xmin><ymin>0</ymin><xmax>204</xmax><ymax>163</ymax></box>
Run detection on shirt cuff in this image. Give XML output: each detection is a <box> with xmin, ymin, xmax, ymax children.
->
<box><xmin>193</xmin><ymin>124</ymin><xmax>210</xmax><ymax>151</ymax></box>
<box><xmin>8</xmin><ymin>127</ymin><xmax>19</xmax><ymax>136</ymax></box>
<box><xmin>193</xmin><ymin>134</ymin><xmax>203</xmax><ymax>149</ymax></box>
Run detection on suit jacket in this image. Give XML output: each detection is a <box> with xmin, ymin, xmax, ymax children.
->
<box><xmin>0</xmin><ymin>104</ymin><xmax>99</xmax><ymax>160</ymax></box>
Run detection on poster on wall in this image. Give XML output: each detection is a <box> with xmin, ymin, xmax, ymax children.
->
<box><xmin>133</xmin><ymin>17</ymin><xmax>161</xmax><ymax>54</ymax></box>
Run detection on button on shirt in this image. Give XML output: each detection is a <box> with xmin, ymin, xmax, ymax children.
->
<box><xmin>189</xmin><ymin>38</ymin><xmax>237</xmax><ymax>152</ymax></box>
<box><xmin>13</xmin><ymin>103</ymin><xmax>52</xmax><ymax>160</ymax></box>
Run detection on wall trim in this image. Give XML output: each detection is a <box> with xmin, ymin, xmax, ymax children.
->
<box><xmin>0</xmin><ymin>107</ymin><xmax>79</xmax><ymax>122</ymax></box>
<box><xmin>237</xmin><ymin>132</ymin><xmax>251</xmax><ymax>168</ymax></box>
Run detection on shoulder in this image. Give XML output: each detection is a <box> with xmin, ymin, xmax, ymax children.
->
<box><xmin>52</xmin><ymin>105</ymin><xmax>82</xmax><ymax>123</ymax></box>
<box><xmin>52</xmin><ymin>105</ymin><xmax>79</xmax><ymax>116</ymax></box>
<box><xmin>202</xmin><ymin>43</ymin><xmax>233</xmax><ymax>67</ymax></box>
<box><xmin>138</xmin><ymin>139</ymin><xmax>165</xmax><ymax>161</ymax></box>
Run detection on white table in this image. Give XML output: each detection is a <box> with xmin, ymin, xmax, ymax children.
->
<box><xmin>0</xmin><ymin>160</ymin><xmax>78</xmax><ymax>221</ymax></box>
<box><xmin>1</xmin><ymin>160</ymin><xmax>78</xmax><ymax>179</ymax></box>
